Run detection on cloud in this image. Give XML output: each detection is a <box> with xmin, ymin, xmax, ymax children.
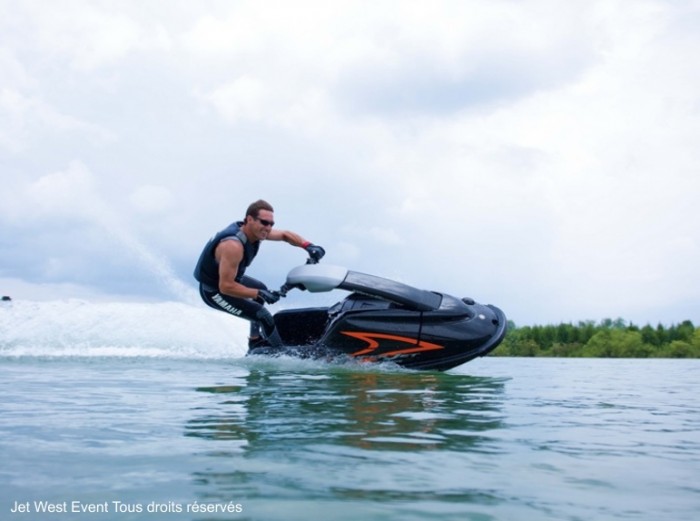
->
<box><xmin>183</xmin><ymin>1</ymin><xmax>598</xmax><ymax>125</ymax></box>
<box><xmin>129</xmin><ymin>185</ymin><xmax>175</xmax><ymax>215</ymax></box>
<box><xmin>4</xmin><ymin>0</ymin><xmax>172</xmax><ymax>71</ymax></box>
<box><xmin>0</xmin><ymin>161</ymin><xmax>95</xmax><ymax>227</ymax></box>
<box><xmin>334</xmin><ymin>4</ymin><xmax>597</xmax><ymax>116</ymax></box>
<box><xmin>0</xmin><ymin>88</ymin><xmax>114</xmax><ymax>153</ymax></box>
<box><xmin>25</xmin><ymin>161</ymin><xmax>98</xmax><ymax>216</ymax></box>
<box><xmin>201</xmin><ymin>75</ymin><xmax>269</xmax><ymax>124</ymax></box>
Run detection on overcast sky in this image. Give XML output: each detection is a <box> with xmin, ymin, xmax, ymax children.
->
<box><xmin>1</xmin><ymin>0</ymin><xmax>698</xmax><ymax>326</ymax></box>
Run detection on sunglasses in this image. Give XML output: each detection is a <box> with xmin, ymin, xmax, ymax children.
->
<box><xmin>255</xmin><ymin>217</ymin><xmax>275</xmax><ymax>227</ymax></box>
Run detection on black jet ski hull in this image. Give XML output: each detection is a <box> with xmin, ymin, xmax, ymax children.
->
<box><xmin>248</xmin><ymin>292</ymin><xmax>507</xmax><ymax>372</ymax></box>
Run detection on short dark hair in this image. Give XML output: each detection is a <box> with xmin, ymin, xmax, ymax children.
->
<box><xmin>245</xmin><ymin>199</ymin><xmax>274</xmax><ymax>220</ymax></box>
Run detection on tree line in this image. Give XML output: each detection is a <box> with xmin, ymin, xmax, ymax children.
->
<box><xmin>493</xmin><ymin>318</ymin><xmax>700</xmax><ymax>358</ymax></box>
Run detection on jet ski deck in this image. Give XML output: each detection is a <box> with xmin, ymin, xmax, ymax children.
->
<box><xmin>248</xmin><ymin>262</ymin><xmax>507</xmax><ymax>371</ymax></box>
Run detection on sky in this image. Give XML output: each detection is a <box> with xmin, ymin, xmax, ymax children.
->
<box><xmin>1</xmin><ymin>0</ymin><xmax>699</xmax><ymax>327</ymax></box>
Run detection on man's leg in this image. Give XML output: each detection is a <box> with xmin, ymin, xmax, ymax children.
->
<box><xmin>237</xmin><ymin>276</ymin><xmax>268</xmax><ymax>342</ymax></box>
<box><xmin>199</xmin><ymin>282</ymin><xmax>282</xmax><ymax>347</ymax></box>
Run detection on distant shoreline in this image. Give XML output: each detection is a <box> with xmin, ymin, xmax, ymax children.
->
<box><xmin>494</xmin><ymin>318</ymin><xmax>700</xmax><ymax>358</ymax></box>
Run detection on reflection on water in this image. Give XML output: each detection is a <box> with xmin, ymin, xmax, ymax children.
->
<box><xmin>187</xmin><ymin>368</ymin><xmax>506</xmax><ymax>451</ymax></box>
<box><xmin>184</xmin><ymin>365</ymin><xmax>507</xmax><ymax>511</ymax></box>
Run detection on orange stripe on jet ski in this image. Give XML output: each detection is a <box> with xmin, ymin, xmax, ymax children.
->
<box><xmin>341</xmin><ymin>331</ymin><xmax>444</xmax><ymax>357</ymax></box>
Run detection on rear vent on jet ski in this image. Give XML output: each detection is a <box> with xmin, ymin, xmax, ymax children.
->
<box><xmin>462</xmin><ymin>297</ymin><xmax>475</xmax><ymax>305</ymax></box>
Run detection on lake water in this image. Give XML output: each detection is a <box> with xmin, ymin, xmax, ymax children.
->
<box><xmin>1</xmin><ymin>300</ymin><xmax>699</xmax><ymax>520</ymax></box>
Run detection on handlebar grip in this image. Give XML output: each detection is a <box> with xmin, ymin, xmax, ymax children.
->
<box><xmin>278</xmin><ymin>282</ymin><xmax>306</xmax><ymax>296</ymax></box>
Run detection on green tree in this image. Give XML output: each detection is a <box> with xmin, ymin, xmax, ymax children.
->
<box><xmin>581</xmin><ymin>330</ymin><xmax>646</xmax><ymax>358</ymax></box>
<box><xmin>641</xmin><ymin>325</ymin><xmax>659</xmax><ymax>346</ymax></box>
<box><xmin>674</xmin><ymin>320</ymin><xmax>696</xmax><ymax>342</ymax></box>
<box><xmin>661</xmin><ymin>340</ymin><xmax>694</xmax><ymax>358</ymax></box>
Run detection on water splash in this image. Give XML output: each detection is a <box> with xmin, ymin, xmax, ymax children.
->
<box><xmin>0</xmin><ymin>299</ymin><xmax>248</xmax><ymax>358</ymax></box>
<box><xmin>100</xmin><ymin>218</ymin><xmax>200</xmax><ymax>305</ymax></box>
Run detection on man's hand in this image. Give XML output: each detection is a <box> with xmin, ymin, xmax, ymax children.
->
<box><xmin>304</xmin><ymin>244</ymin><xmax>325</xmax><ymax>263</ymax></box>
<box><xmin>257</xmin><ymin>289</ymin><xmax>281</xmax><ymax>305</ymax></box>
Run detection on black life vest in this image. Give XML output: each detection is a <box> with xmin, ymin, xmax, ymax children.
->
<box><xmin>193</xmin><ymin>221</ymin><xmax>260</xmax><ymax>289</ymax></box>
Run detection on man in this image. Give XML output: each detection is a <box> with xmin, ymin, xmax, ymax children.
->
<box><xmin>194</xmin><ymin>199</ymin><xmax>325</xmax><ymax>348</ymax></box>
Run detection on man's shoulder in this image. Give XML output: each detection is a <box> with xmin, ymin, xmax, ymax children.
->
<box><xmin>216</xmin><ymin>236</ymin><xmax>245</xmax><ymax>260</ymax></box>
<box><xmin>218</xmin><ymin>236</ymin><xmax>244</xmax><ymax>248</ymax></box>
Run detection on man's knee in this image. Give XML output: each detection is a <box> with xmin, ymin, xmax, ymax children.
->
<box><xmin>239</xmin><ymin>276</ymin><xmax>267</xmax><ymax>291</ymax></box>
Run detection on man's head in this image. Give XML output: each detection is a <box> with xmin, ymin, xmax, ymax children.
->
<box><xmin>244</xmin><ymin>199</ymin><xmax>275</xmax><ymax>241</ymax></box>
<box><xmin>245</xmin><ymin>199</ymin><xmax>274</xmax><ymax>221</ymax></box>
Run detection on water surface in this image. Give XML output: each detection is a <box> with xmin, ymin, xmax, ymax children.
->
<box><xmin>1</xmin><ymin>356</ymin><xmax>698</xmax><ymax>521</ymax></box>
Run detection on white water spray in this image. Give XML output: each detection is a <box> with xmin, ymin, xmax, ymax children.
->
<box><xmin>0</xmin><ymin>298</ymin><xmax>248</xmax><ymax>358</ymax></box>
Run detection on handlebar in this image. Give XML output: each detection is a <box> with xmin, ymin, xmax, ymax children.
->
<box><xmin>277</xmin><ymin>255</ymin><xmax>319</xmax><ymax>297</ymax></box>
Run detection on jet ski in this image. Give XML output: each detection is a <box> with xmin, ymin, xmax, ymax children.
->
<box><xmin>247</xmin><ymin>258</ymin><xmax>507</xmax><ymax>371</ymax></box>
